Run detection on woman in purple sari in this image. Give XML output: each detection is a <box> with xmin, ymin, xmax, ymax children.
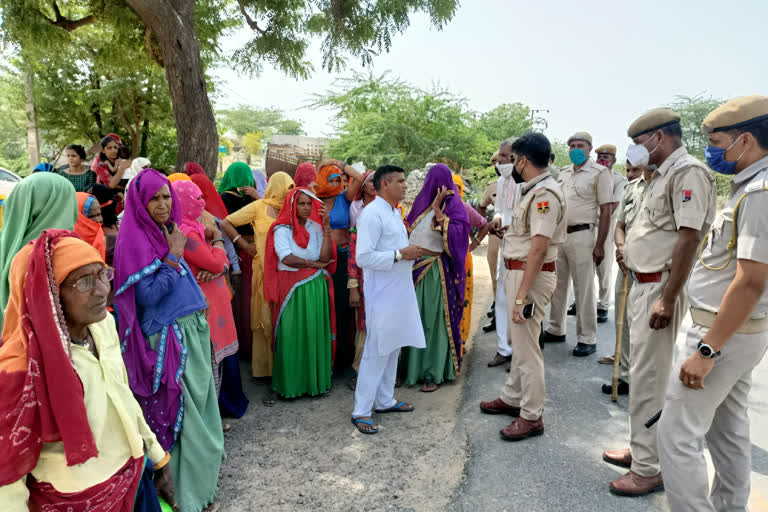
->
<box><xmin>401</xmin><ymin>164</ymin><xmax>470</xmax><ymax>392</ymax></box>
<box><xmin>114</xmin><ymin>169</ymin><xmax>224</xmax><ymax>512</ymax></box>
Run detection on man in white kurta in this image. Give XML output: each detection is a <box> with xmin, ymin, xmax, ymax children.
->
<box><xmin>352</xmin><ymin>167</ymin><xmax>426</xmax><ymax>430</ymax></box>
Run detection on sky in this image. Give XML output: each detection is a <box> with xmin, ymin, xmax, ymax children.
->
<box><xmin>212</xmin><ymin>0</ymin><xmax>768</xmax><ymax>162</ymax></box>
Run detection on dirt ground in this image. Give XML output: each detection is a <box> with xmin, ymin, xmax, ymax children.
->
<box><xmin>215</xmin><ymin>246</ymin><xmax>493</xmax><ymax>511</ymax></box>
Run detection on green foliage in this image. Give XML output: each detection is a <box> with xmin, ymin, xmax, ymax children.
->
<box><xmin>241</xmin><ymin>130</ymin><xmax>263</xmax><ymax>155</ymax></box>
<box><xmin>0</xmin><ymin>64</ymin><xmax>28</xmax><ymax>173</ymax></box>
<box><xmin>666</xmin><ymin>94</ymin><xmax>729</xmax><ymax>197</ymax></box>
<box><xmin>314</xmin><ymin>72</ymin><xmax>498</xmax><ymax>172</ymax></box>
<box><xmin>234</xmin><ymin>0</ymin><xmax>458</xmax><ymax>77</ymax></box>
<box><xmin>475</xmin><ymin>103</ymin><xmax>532</xmax><ymax>143</ymax></box>
<box><xmin>216</xmin><ymin>105</ymin><xmax>304</xmax><ymax>139</ymax></box>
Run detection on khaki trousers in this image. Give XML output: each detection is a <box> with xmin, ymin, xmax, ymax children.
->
<box><xmin>500</xmin><ymin>268</ymin><xmax>557</xmax><ymax>420</ymax></box>
<box><xmin>596</xmin><ymin>217</ymin><xmax>617</xmax><ymax>310</ymax></box>
<box><xmin>614</xmin><ymin>270</ymin><xmax>631</xmax><ymax>383</ymax></box>
<box><xmin>487</xmin><ymin>234</ymin><xmax>500</xmax><ymax>298</ymax></box>
<box><xmin>627</xmin><ymin>276</ymin><xmax>686</xmax><ymax>477</ymax></box>
<box><xmin>658</xmin><ymin>324</ymin><xmax>768</xmax><ymax>512</ymax></box>
<box><xmin>548</xmin><ymin>229</ymin><xmax>597</xmax><ymax>345</ymax></box>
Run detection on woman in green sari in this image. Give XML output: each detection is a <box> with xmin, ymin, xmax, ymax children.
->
<box><xmin>264</xmin><ymin>187</ymin><xmax>336</xmax><ymax>398</ymax></box>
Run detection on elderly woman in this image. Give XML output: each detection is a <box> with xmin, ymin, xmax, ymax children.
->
<box><xmin>315</xmin><ymin>160</ymin><xmax>363</xmax><ymax>370</ymax></box>
<box><xmin>58</xmin><ymin>144</ymin><xmax>97</xmax><ymax>191</ymax></box>
<box><xmin>401</xmin><ymin>164</ymin><xmax>470</xmax><ymax>392</ymax></box>
<box><xmin>221</xmin><ymin>172</ymin><xmax>294</xmax><ymax>383</ymax></box>
<box><xmin>264</xmin><ymin>187</ymin><xmax>336</xmax><ymax>398</ymax></box>
<box><xmin>0</xmin><ymin>173</ymin><xmax>77</xmax><ymax>331</ymax></box>
<box><xmin>0</xmin><ymin>231</ymin><xmax>176</xmax><ymax>511</ymax></box>
<box><xmin>114</xmin><ymin>169</ymin><xmax>224</xmax><ymax>512</ymax></box>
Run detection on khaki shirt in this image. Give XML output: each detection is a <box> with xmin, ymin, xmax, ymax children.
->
<box><xmin>480</xmin><ymin>180</ymin><xmax>497</xmax><ymax>208</ymax></box>
<box><xmin>610</xmin><ymin>171</ymin><xmax>628</xmax><ymax>204</ymax></box>
<box><xmin>687</xmin><ymin>156</ymin><xmax>768</xmax><ymax>319</ymax></box>
<box><xmin>503</xmin><ymin>173</ymin><xmax>567</xmax><ymax>263</ymax></box>
<box><xmin>616</xmin><ymin>176</ymin><xmax>648</xmax><ymax>231</ymax></box>
<box><xmin>556</xmin><ymin>158</ymin><xmax>613</xmax><ymax>226</ymax></box>
<box><xmin>624</xmin><ymin>147</ymin><xmax>716</xmax><ymax>273</ymax></box>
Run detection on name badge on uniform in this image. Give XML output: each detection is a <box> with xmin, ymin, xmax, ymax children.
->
<box><xmin>537</xmin><ymin>201</ymin><xmax>550</xmax><ymax>214</ymax></box>
<box><xmin>681</xmin><ymin>190</ymin><xmax>692</xmax><ymax>202</ymax></box>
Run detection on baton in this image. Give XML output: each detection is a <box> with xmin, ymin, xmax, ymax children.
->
<box><xmin>645</xmin><ymin>410</ymin><xmax>662</xmax><ymax>429</ymax></box>
<box><xmin>611</xmin><ymin>273</ymin><xmax>629</xmax><ymax>401</ymax></box>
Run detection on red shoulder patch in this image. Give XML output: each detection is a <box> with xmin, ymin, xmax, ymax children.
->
<box><xmin>537</xmin><ymin>201</ymin><xmax>550</xmax><ymax>214</ymax></box>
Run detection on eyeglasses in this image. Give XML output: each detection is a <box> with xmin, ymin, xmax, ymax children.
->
<box><xmin>68</xmin><ymin>267</ymin><xmax>114</xmax><ymax>293</ymax></box>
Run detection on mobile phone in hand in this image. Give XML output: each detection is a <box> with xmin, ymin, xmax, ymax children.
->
<box><xmin>522</xmin><ymin>302</ymin><xmax>535</xmax><ymax>319</ymax></box>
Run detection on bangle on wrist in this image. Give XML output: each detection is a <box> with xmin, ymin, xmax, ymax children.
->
<box><xmin>232</xmin><ymin>234</ymin><xmax>242</xmax><ymax>244</ymax></box>
<box><xmin>211</xmin><ymin>238</ymin><xmax>224</xmax><ymax>245</ymax></box>
<box><xmin>153</xmin><ymin>452</ymin><xmax>171</xmax><ymax>471</ymax></box>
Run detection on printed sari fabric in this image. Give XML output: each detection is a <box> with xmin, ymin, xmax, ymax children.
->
<box><xmin>404</xmin><ymin>164</ymin><xmax>470</xmax><ymax>374</ymax></box>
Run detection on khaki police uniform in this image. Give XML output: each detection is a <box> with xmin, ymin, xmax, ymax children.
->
<box><xmin>500</xmin><ymin>172</ymin><xmax>566</xmax><ymax>419</ymax></box>
<box><xmin>480</xmin><ymin>180</ymin><xmax>499</xmax><ymax>296</ymax></box>
<box><xmin>623</xmin><ymin>130</ymin><xmax>717</xmax><ymax>476</ymax></box>
<box><xmin>613</xmin><ymin>176</ymin><xmax>648</xmax><ymax>384</ymax></box>
<box><xmin>596</xmin><ymin>170</ymin><xmax>628</xmax><ymax>310</ymax></box>
<box><xmin>548</xmin><ymin>156</ymin><xmax>613</xmax><ymax>346</ymax></box>
<box><xmin>658</xmin><ymin>96</ymin><xmax>768</xmax><ymax>511</ymax></box>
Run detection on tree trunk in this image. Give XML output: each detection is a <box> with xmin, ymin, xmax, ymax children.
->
<box><xmin>126</xmin><ymin>0</ymin><xmax>218</xmax><ymax>179</ymax></box>
<box><xmin>140</xmin><ymin>117</ymin><xmax>150</xmax><ymax>157</ymax></box>
<box><xmin>23</xmin><ymin>69</ymin><xmax>41</xmax><ymax>169</ymax></box>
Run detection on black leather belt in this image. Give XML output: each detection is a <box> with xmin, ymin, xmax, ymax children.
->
<box><xmin>566</xmin><ymin>224</ymin><xmax>592</xmax><ymax>234</ymax></box>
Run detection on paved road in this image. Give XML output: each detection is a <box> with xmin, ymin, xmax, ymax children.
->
<box><xmin>215</xmin><ymin>250</ymin><xmax>768</xmax><ymax>511</ymax></box>
<box><xmin>451</xmin><ymin>282</ymin><xmax>768</xmax><ymax>511</ymax></box>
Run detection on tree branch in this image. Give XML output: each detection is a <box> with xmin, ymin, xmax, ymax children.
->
<box><xmin>36</xmin><ymin>1</ymin><xmax>95</xmax><ymax>32</ymax></box>
<box><xmin>238</xmin><ymin>1</ymin><xmax>266</xmax><ymax>34</ymax></box>
<box><xmin>144</xmin><ymin>28</ymin><xmax>165</xmax><ymax>67</ymax></box>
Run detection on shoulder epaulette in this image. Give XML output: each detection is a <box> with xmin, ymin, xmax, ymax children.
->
<box><xmin>745</xmin><ymin>172</ymin><xmax>768</xmax><ymax>194</ymax></box>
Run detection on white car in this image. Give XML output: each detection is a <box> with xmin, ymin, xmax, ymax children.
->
<box><xmin>0</xmin><ymin>167</ymin><xmax>22</xmax><ymax>197</ymax></box>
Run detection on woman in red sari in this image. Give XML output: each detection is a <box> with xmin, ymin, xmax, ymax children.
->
<box><xmin>170</xmin><ymin>181</ymin><xmax>245</xmax><ymax>414</ymax></box>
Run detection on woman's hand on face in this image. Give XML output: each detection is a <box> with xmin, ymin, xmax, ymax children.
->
<box><xmin>431</xmin><ymin>186</ymin><xmax>454</xmax><ymax>215</ymax></box>
<box><xmin>239</xmin><ymin>186</ymin><xmax>261</xmax><ymax>200</ymax></box>
<box><xmin>162</xmin><ymin>222</ymin><xmax>187</xmax><ymax>259</ymax></box>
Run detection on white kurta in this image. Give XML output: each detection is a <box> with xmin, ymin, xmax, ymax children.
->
<box><xmin>356</xmin><ymin>196</ymin><xmax>426</xmax><ymax>355</ymax></box>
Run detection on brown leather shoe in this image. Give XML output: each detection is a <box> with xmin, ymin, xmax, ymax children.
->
<box><xmin>602</xmin><ymin>448</ymin><xmax>632</xmax><ymax>468</ymax></box>
<box><xmin>500</xmin><ymin>416</ymin><xmax>544</xmax><ymax>441</ymax></box>
<box><xmin>609</xmin><ymin>471</ymin><xmax>664</xmax><ymax>497</ymax></box>
<box><xmin>480</xmin><ymin>398</ymin><xmax>520</xmax><ymax>416</ymax></box>
<box><xmin>488</xmin><ymin>352</ymin><xmax>512</xmax><ymax>367</ymax></box>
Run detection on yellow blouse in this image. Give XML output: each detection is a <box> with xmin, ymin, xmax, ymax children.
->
<box><xmin>0</xmin><ymin>315</ymin><xmax>165</xmax><ymax>510</ymax></box>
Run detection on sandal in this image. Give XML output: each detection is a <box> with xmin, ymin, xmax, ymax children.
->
<box><xmin>375</xmin><ymin>400</ymin><xmax>414</xmax><ymax>413</ymax></box>
<box><xmin>420</xmin><ymin>381</ymin><xmax>439</xmax><ymax>393</ymax></box>
<box><xmin>262</xmin><ymin>390</ymin><xmax>276</xmax><ymax>407</ymax></box>
<box><xmin>347</xmin><ymin>377</ymin><xmax>357</xmax><ymax>391</ymax></box>
<box><xmin>351</xmin><ymin>417</ymin><xmax>378</xmax><ymax>435</ymax></box>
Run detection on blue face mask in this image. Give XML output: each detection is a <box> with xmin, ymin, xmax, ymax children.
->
<box><xmin>569</xmin><ymin>148</ymin><xmax>587</xmax><ymax>166</ymax></box>
<box><xmin>705</xmin><ymin>135</ymin><xmax>745</xmax><ymax>175</ymax></box>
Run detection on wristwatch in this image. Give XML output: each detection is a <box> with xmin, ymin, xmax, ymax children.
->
<box><xmin>395</xmin><ymin>250</ymin><xmax>403</xmax><ymax>262</ymax></box>
<box><xmin>697</xmin><ymin>341</ymin><xmax>721</xmax><ymax>359</ymax></box>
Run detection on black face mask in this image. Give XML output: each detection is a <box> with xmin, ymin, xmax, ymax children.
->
<box><xmin>511</xmin><ymin>167</ymin><xmax>525</xmax><ymax>184</ymax></box>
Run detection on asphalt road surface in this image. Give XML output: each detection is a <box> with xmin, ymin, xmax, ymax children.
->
<box><xmin>215</xmin><ymin>248</ymin><xmax>768</xmax><ymax>511</ymax></box>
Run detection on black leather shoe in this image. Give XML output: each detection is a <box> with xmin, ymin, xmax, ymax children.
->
<box><xmin>567</xmin><ymin>303</ymin><xmax>576</xmax><ymax>316</ymax></box>
<box><xmin>602</xmin><ymin>380</ymin><xmax>629</xmax><ymax>395</ymax></box>
<box><xmin>572</xmin><ymin>342</ymin><xmax>596</xmax><ymax>357</ymax></box>
<box><xmin>487</xmin><ymin>302</ymin><xmax>496</xmax><ymax>318</ymax></box>
<box><xmin>597</xmin><ymin>308</ymin><xmax>609</xmax><ymax>324</ymax></box>
<box><xmin>505</xmin><ymin>360</ymin><xmax>511</xmax><ymax>372</ymax></box>
<box><xmin>482</xmin><ymin>318</ymin><xmax>496</xmax><ymax>333</ymax></box>
<box><xmin>540</xmin><ymin>331</ymin><xmax>566</xmax><ymax>343</ymax></box>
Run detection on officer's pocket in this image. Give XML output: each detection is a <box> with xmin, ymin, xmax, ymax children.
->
<box><xmin>647</xmin><ymin>195</ymin><xmax>675</xmax><ymax>230</ymax></box>
<box><xmin>574</xmin><ymin>182</ymin><xmax>595</xmax><ymax>200</ymax></box>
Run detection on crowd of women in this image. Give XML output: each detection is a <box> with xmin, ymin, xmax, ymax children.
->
<box><xmin>0</xmin><ymin>131</ymin><xmax>490</xmax><ymax>511</ymax></box>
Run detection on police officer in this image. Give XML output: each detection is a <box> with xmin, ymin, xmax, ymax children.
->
<box><xmin>478</xmin><ymin>151</ymin><xmax>503</xmax><ymax>339</ymax></box>
<box><xmin>603</xmin><ymin>109</ymin><xmax>716</xmax><ymax>496</ymax></box>
<box><xmin>479</xmin><ymin>132</ymin><xmax>566</xmax><ymax>440</ymax></box>
<box><xmin>541</xmin><ymin>131</ymin><xmax>613</xmax><ymax>357</ymax></box>
<box><xmin>657</xmin><ymin>95</ymin><xmax>768</xmax><ymax>511</ymax></box>
<box><xmin>594</xmin><ymin>144</ymin><xmax>627</xmax><ymax>323</ymax></box>
<box><xmin>599</xmin><ymin>146</ymin><xmax>653</xmax><ymax>395</ymax></box>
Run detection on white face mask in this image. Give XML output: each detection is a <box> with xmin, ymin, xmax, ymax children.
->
<box><xmin>496</xmin><ymin>162</ymin><xmax>515</xmax><ymax>178</ymax></box>
<box><xmin>626</xmin><ymin>144</ymin><xmax>650</xmax><ymax>167</ymax></box>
